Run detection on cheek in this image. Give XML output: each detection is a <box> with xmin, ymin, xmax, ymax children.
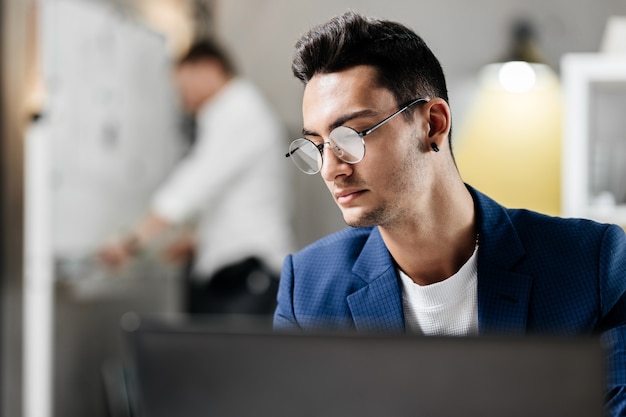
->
<box><xmin>364</xmin><ymin>142</ymin><xmax>404</xmax><ymax>174</ymax></box>
<box><xmin>324</xmin><ymin>178</ymin><xmax>334</xmax><ymax>192</ymax></box>
<box><xmin>381</xmin><ymin>138</ymin><xmax>424</xmax><ymax>186</ymax></box>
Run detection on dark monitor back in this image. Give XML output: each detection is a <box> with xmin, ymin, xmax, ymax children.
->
<box><xmin>122</xmin><ymin>314</ymin><xmax>605</xmax><ymax>417</ymax></box>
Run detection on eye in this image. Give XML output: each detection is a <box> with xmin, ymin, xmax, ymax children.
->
<box><xmin>302</xmin><ymin>135</ymin><xmax>323</xmax><ymax>147</ymax></box>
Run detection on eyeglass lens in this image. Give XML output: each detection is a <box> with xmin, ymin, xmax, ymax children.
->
<box><xmin>328</xmin><ymin>126</ymin><xmax>365</xmax><ymax>163</ymax></box>
<box><xmin>287</xmin><ymin>128</ymin><xmax>365</xmax><ymax>174</ymax></box>
<box><xmin>288</xmin><ymin>138</ymin><xmax>323</xmax><ymax>174</ymax></box>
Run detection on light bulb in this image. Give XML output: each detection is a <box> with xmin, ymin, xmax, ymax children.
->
<box><xmin>498</xmin><ymin>61</ymin><xmax>537</xmax><ymax>93</ymax></box>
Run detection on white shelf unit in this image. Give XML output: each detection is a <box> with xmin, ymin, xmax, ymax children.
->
<box><xmin>561</xmin><ymin>53</ymin><xmax>626</xmax><ymax>226</ymax></box>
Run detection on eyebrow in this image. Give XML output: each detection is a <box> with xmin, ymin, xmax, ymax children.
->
<box><xmin>302</xmin><ymin>108</ymin><xmax>379</xmax><ymax>137</ymax></box>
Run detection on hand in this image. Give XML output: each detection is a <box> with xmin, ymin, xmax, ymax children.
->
<box><xmin>97</xmin><ymin>236</ymin><xmax>139</xmax><ymax>270</ymax></box>
<box><xmin>162</xmin><ymin>233</ymin><xmax>196</xmax><ymax>265</ymax></box>
<box><xmin>97</xmin><ymin>212</ymin><xmax>171</xmax><ymax>270</ymax></box>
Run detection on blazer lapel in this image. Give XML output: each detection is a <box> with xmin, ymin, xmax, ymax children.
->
<box><xmin>470</xmin><ymin>187</ymin><xmax>533</xmax><ymax>334</ymax></box>
<box><xmin>347</xmin><ymin>228</ymin><xmax>405</xmax><ymax>333</ymax></box>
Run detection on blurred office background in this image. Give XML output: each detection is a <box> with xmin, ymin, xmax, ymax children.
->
<box><xmin>2</xmin><ymin>1</ymin><xmax>626</xmax><ymax>416</ymax></box>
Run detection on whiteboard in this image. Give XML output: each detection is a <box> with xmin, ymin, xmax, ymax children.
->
<box><xmin>39</xmin><ymin>0</ymin><xmax>187</xmax><ymax>258</ymax></box>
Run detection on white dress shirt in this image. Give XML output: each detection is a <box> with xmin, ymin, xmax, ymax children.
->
<box><xmin>152</xmin><ymin>78</ymin><xmax>294</xmax><ymax>280</ymax></box>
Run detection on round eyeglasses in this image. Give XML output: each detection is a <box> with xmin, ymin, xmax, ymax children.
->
<box><xmin>285</xmin><ymin>98</ymin><xmax>428</xmax><ymax>174</ymax></box>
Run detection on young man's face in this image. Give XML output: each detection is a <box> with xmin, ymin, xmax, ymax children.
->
<box><xmin>301</xmin><ymin>65</ymin><xmax>432</xmax><ymax>228</ymax></box>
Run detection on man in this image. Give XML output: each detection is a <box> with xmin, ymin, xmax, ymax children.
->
<box><xmin>274</xmin><ymin>11</ymin><xmax>626</xmax><ymax>415</ymax></box>
<box><xmin>101</xmin><ymin>40</ymin><xmax>294</xmax><ymax>315</ymax></box>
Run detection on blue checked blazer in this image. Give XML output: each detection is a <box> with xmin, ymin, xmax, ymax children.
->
<box><xmin>274</xmin><ymin>186</ymin><xmax>626</xmax><ymax>415</ymax></box>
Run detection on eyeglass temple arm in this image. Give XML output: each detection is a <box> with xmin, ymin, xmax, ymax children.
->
<box><xmin>362</xmin><ymin>98</ymin><xmax>428</xmax><ymax>136</ymax></box>
<box><xmin>285</xmin><ymin>142</ymin><xmax>326</xmax><ymax>158</ymax></box>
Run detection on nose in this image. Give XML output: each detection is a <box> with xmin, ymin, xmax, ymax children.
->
<box><xmin>331</xmin><ymin>144</ymin><xmax>345</xmax><ymax>159</ymax></box>
<box><xmin>320</xmin><ymin>143</ymin><xmax>352</xmax><ymax>181</ymax></box>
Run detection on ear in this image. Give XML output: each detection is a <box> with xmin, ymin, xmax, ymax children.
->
<box><xmin>425</xmin><ymin>98</ymin><xmax>451</xmax><ymax>151</ymax></box>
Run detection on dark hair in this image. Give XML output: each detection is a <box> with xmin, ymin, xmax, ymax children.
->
<box><xmin>178</xmin><ymin>39</ymin><xmax>237</xmax><ymax>75</ymax></box>
<box><xmin>292</xmin><ymin>11</ymin><xmax>449</xmax><ymax>109</ymax></box>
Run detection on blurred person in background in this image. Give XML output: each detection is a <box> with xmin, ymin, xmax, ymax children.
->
<box><xmin>100</xmin><ymin>39</ymin><xmax>294</xmax><ymax>316</ymax></box>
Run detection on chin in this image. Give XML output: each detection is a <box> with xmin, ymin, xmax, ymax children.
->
<box><xmin>342</xmin><ymin>211</ymin><xmax>377</xmax><ymax>228</ymax></box>
<box><xmin>341</xmin><ymin>204</ymin><xmax>390</xmax><ymax>228</ymax></box>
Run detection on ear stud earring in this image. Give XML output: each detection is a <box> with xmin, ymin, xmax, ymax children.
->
<box><xmin>430</xmin><ymin>143</ymin><xmax>440</xmax><ymax>152</ymax></box>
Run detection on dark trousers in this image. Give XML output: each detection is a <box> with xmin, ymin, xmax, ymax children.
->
<box><xmin>185</xmin><ymin>257</ymin><xmax>279</xmax><ymax>316</ymax></box>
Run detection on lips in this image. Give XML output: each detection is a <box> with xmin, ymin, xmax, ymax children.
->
<box><xmin>335</xmin><ymin>188</ymin><xmax>366</xmax><ymax>205</ymax></box>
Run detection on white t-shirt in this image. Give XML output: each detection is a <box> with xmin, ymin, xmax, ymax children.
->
<box><xmin>152</xmin><ymin>78</ymin><xmax>295</xmax><ymax>279</ymax></box>
<box><xmin>399</xmin><ymin>247</ymin><xmax>479</xmax><ymax>336</ymax></box>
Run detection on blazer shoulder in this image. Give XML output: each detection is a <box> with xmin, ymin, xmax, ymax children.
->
<box><xmin>509</xmin><ymin>208</ymin><xmax>622</xmax><ymax>240</ymax></box>
<box><xmin>294</xmin><ymin>227</ymin><xmax>376</xmax><ymax>260</ymax></box>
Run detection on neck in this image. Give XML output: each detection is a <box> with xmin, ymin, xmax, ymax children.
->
<box><xmin>379</xmin><ymin>182</ymin><xmax>476</xmax><ymax>286</ymax></box>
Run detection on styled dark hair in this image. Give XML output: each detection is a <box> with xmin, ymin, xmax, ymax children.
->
<box><xmin>178</xmin><ymin>39</ymin><xmax>237</xmax><ymax>75</ymax></box>
<box><xmin>292</xmin><ymin>11</ymin><xmax>449</xmax><ymax>109</ymax></box>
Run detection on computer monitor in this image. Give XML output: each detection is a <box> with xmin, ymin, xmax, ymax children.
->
<box><xmin>121</xmin><ymin>313</ymin><xmax>605</xmax><ymax>417</ymax></box>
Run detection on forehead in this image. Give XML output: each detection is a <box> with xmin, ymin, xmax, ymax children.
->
<box><xmin>302</xmin><ymin>66</ymin><xmax>395</xmax><ymax>129</ymax></box>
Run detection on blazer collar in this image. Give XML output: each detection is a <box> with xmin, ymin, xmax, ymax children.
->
<box><xmin>347</xmin><ymin>228</ymin><xmax>405</xmax><ymax>333</ymax></box>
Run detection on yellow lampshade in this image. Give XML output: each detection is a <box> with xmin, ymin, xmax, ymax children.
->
<box><xmin>455</xmin><ymin>62</ymin><xmax>563</xmax><ymax>216</ymax></box>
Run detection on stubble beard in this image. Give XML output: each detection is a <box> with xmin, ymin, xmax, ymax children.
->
<box><xmin>341</xmin><ymin>140</ymin><xmax>424</xmax><ymax>229</ymax></box>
